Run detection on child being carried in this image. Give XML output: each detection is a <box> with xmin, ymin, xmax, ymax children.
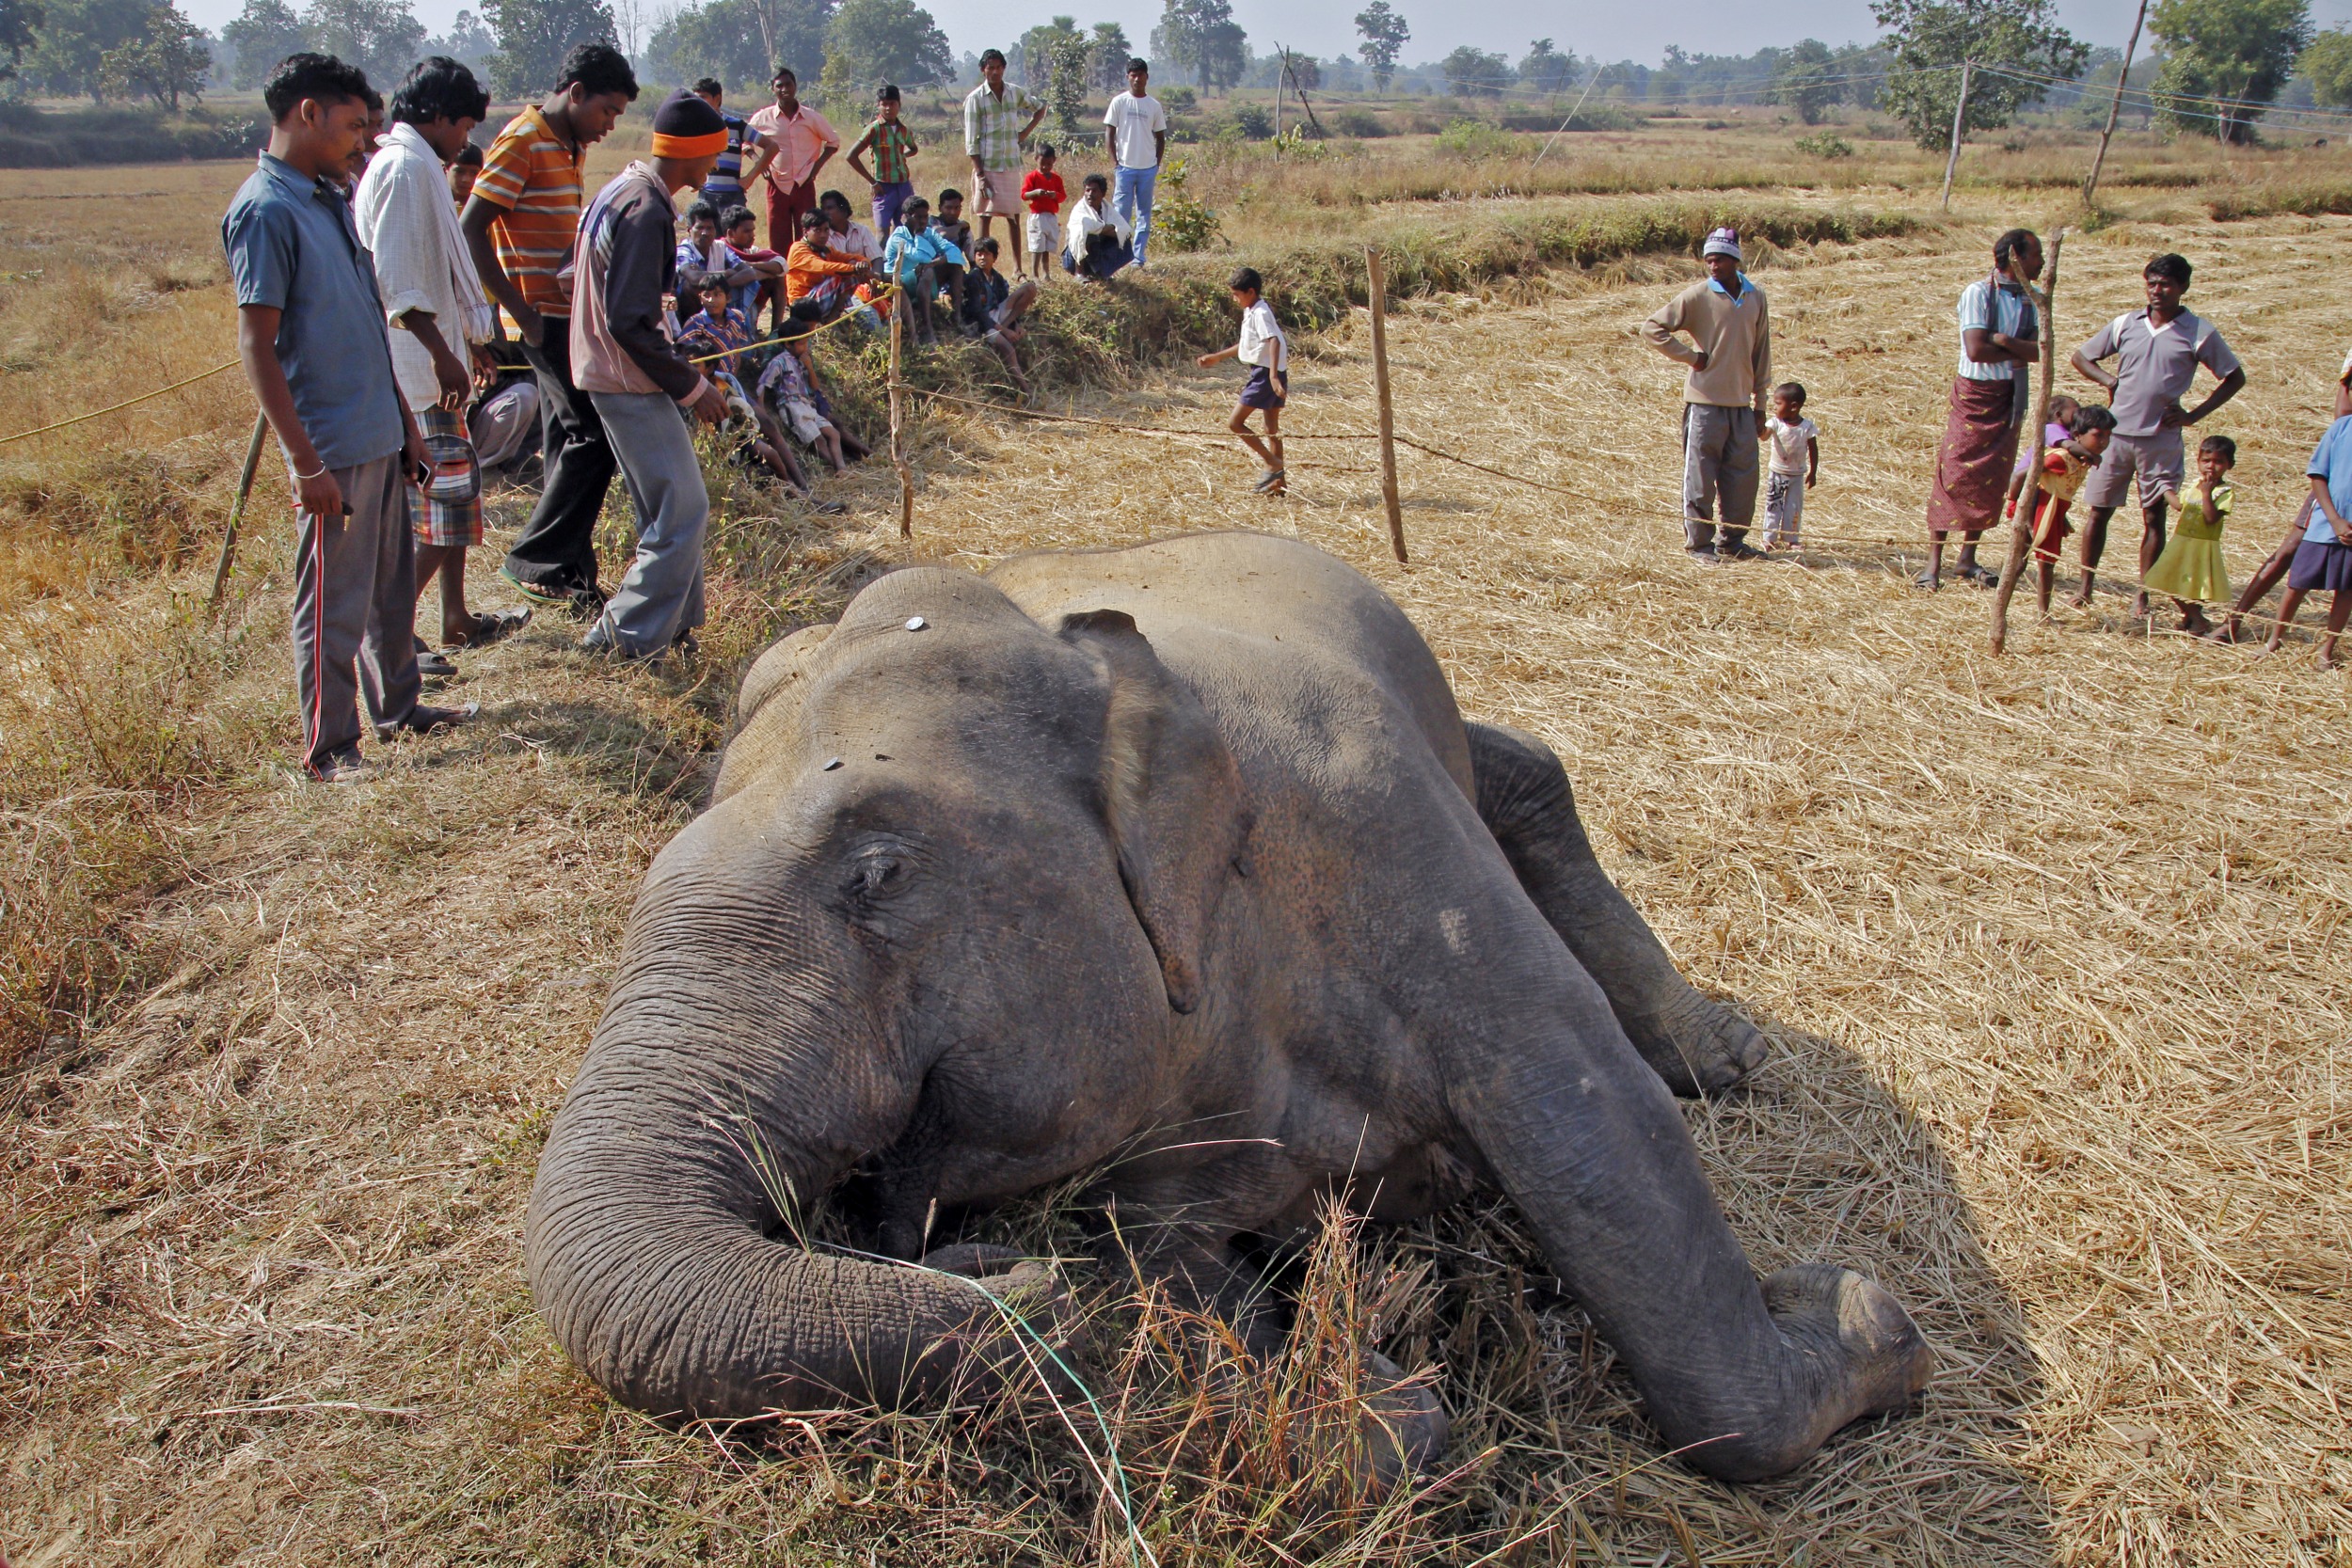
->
<box><xmin>2013</xmin><ymin>403</ymin><xmax>2116</xmax><ymax>617</ymax></box>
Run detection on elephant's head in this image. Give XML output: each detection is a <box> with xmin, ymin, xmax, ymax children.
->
<box><xmin>523</xmin><ymin>566</ymin><xmax>1249</xmax><ymax>1421</ymax></box>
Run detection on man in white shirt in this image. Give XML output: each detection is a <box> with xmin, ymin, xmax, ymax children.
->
<box><xmin>1101</xmin><ymin>57</ymin><xmax>1168</xmax><ymax>267</ymax></box>
<box><xmin>1061</xmin><ymin>171</ymin><xmax>1133</xmax><ymax>279</ymax></box>
<box><xmin>354</xmin><ymin>55</ymin><xmax>528</xmax><ymax>665</ymax></box>
<box><xmin>818</xmin><ymin>188</ymin><xmax>882</xmax><ymax>261</ymax></box>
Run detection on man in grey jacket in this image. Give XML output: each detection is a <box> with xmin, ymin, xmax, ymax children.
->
<box><xmin>1643</xmin><ymin>227</ymin><xmax>1772</xmax><ymax>561</ymax></box>
<box><xmin>571</xmin><ymin>88</ymin><xmax>734</xmax><ymax>660</ymax></box>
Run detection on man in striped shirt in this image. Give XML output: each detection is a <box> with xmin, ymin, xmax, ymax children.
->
<box><xmin>691</xmin><ymin>76</ymin><xmax>778</xmax><ymax>216</ymax></box>
<box><xmin>463</xmin><ymin>41</ymin><xmax>638</xmax><ymax>617</ymax></box>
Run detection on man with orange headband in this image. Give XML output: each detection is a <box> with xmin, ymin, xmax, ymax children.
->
<box><xmin>572</xmin><ymin>87</ymin><xmax>736</xmax><ymax>661</ymax></box>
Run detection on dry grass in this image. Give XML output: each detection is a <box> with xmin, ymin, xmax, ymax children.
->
<box><xmin>3</xmin><ymin>138</ymin><xmax>2351</xmax><ymax>1567</ymax></box>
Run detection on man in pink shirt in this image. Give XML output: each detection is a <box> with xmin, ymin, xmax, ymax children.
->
<box><xmin>747</xmin><ymin>67</ymin><xmax>838</xmax><ymax>251</ymax></box>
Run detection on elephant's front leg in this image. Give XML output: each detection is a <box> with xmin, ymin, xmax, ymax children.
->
<box><xmin>1466</xmin><ymin>720</ymin><xmax>1765</xmax><ymax>1096</ymax></box>
<box><xmin>1444</xmin><ymin>946</ymin><xmax>1931</xmax><ymax>1481</ymax></box>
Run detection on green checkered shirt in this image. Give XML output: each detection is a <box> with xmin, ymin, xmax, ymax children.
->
<box><xmin>862</xmin><ymin>118</ymin><xmax>914</xmax><ymax>183</ymax></box>
<box><xmin>962</xmin><ymin>82</ymin><xmax>1039</xmax><ymax>168</ymax></box>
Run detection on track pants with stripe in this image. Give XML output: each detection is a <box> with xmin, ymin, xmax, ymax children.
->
<box><xmin>292</xmin><ymin>452</ymin><xmax>421</xmax><ymax>773</ymax></box>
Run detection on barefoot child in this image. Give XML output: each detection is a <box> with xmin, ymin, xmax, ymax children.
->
<box><xmin>1195</xmin><ymin>266</ymin><xmax>1287</xmax><ymax>495</ymax></box>
<box><xmin>2143</xmin><ymin>435</ymin><xmax>2235</xmax><ymax>635</ymax></box>
<box><xmin>1760</xmin><ymin>382</ymin><xmax>1818</xmax><ymax>550</ymax></box>
<box><xmin>1021</xmin><ymin>144</ymin><xmax>1064</xmax><ymax>283</ymax></box>
<box><xmin>2266</xmin><ymin>412</ymin><xmax>2352</xmax><ymax>667</ymax></box>
<box><xmin>2016</xmin><ymin>404</ymin><xmax>2115</xmax><ymax>616</ymax></box>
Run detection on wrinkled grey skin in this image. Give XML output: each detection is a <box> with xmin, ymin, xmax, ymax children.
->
<box><xmin>524</xmin><ymin>532</ymin><xmax>1931</xmax><ymax>1482</ymax></box>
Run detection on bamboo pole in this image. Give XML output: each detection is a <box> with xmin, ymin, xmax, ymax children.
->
<box><xmin>1941</xmin><ymin>58</ymin><xmax>1974</xmax><ymax>212</ymax></box>
<box><xmin>1991</xmin><ymin>228</ymin><xmax>2065</xmax><ymax>656</ymax></box>
<box><xmin>1365</xmin><ymin>247</ymin><xmax>1406</xmax><ymax>564</ymax></box>
<box><xmin>206</xmin><ymin>412</ymin><xmax>269</xmax><ymax>618</ymax></box>
<box><xmin>2083</xmin><ymin>0</ymin><xmax>2151</xmax><ymax>210</ymax></box>
<box><xmin>889</xmin><ymin>299</ymin><xmax>912</xmax><ymax>540</ymax></box>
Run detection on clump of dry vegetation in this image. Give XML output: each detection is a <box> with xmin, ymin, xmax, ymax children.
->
<box><xmin>2</xmin><ymin>135</ymin><xmax>2349</xmax><ymax>1566</ymax></box>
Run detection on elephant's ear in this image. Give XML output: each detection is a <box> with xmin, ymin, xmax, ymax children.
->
<box><xmin>1059</xmin><ymin>610</ymin><xmax>1249</xmax><ymax>1015</ymax></box>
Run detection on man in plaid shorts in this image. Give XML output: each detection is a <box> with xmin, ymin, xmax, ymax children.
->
<box><xmin>356</xmin><ymin>55</ymin><xmax>532</xmax><ymax>670</ymax></box>
<box><xmin>962</xmin><ymin>49</ymin><xmax>1043</xmax><ymax>273</ymax></box>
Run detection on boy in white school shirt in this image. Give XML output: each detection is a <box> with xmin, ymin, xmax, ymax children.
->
<box><xmin>1196</xmin><ymin>265</ymin><xmax>1288</xmax><ymax>496</ymax></box>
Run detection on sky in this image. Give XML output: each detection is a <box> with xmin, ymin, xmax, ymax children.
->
<box><xmin>180</xmin><ymin>0</ymin><xmax>2352</xmax><ymax>74</ymax></box>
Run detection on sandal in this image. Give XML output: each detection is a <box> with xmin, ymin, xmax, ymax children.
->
<box><xmin>1252</xmin><ymin>468</ymin><xmax>1286</xmax><ymax>494</ymax></box>
<box><xmin>449</xmin><ymin>607</ymin><xmax>532</xmax><ymax>649</ymax></box>
<box><xmin>416</xmin><ymin>648</ymin><xmax>458</xmax><ymax>680</ymax></box>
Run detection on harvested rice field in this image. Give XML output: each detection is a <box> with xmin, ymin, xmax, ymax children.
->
<box><xmin>6</xmin><ymin>212</ymin><xmax>2351</xmax><ymax>1566</ymax></box>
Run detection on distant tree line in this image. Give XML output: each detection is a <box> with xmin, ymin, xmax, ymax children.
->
<box><xmin>3</xmin><ymin>0</ymin><xmax>2349</xmax><ymax>154</ymax></box>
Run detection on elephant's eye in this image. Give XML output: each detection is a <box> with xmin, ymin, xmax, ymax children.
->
<box><xmin>850</xmin><ymin>853</ymin><xmax>906</xmax><ymax>898</ymax></box>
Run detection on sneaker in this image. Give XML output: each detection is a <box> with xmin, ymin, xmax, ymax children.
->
<box><xmin>377</xmin><ymin>702</ymin><xmax>479</xmax><ymax>741</ymax></box>
<box><xmin>1685</xmin><ymin>545</ymin><xmax>1720</xmax><ymax>562</ymax></box>
<box><xmin>1720</xmin><ymin>540</ymin><xmax>1764</xmax><ymax>562</ymax></box>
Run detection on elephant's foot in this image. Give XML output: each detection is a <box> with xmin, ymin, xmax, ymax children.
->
<box><xmin>1354</xmin><ymin>1351</ymin><xmax>1450</xmax><ymax>1495</ymax></box>
<box><xmin>1629</xmin><ymin>987</ymin><xmax>1768</xmax><ymax>1097</ymax></box>
<box><xmin>1723</xmin><ymin>1264</ymin><xmax>1931</xmax><ymax>1479</ymax></box>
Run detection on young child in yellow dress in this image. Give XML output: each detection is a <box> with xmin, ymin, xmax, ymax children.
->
<box><xmin>2143</xmin><ymin>434</ymin><xmax>2234</xmax><ymax>636</ymax></box>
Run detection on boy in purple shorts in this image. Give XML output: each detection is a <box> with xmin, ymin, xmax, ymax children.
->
<box><xmin>847</xmin><ymin>84</ymin><xmax>918</xmax><ymax>237</ymax></box>
<box><xmin>1195</xmin><ymin>266</ymin><xmax>1288</xmax><ymax>496</ymax></box>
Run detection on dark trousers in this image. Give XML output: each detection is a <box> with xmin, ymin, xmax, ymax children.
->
<box><xmin>502</xmin><ymin>321</ymin><xmax>617</xmax><ymax>594</ymax></box>
<box><xmin>293</xmin><ymin>453</ymin><xmax>421</xmax><ymax>773</ymax></box>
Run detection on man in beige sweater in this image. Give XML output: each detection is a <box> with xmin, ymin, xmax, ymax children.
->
<box><xmin>1642</xmin><ymin>228</ymin><xmax>1772</xmax><ymax>561</ymax></box>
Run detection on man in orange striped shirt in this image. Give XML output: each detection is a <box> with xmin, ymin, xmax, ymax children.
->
<box><xmin>462</xmin><ymin>41</ymin><xmax>637</xmax><ymax>617</ymax></box>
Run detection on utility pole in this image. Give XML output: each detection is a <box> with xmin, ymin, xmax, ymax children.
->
<box><xmin>2084</xmin><ymin>0</ymin><xmax>2151</xmax><ymax>209</ymax></box>
<box><xmin>1941</xmin><ymin>58</ymin><xmax>1974</xmax><ymax>212</ymax></box>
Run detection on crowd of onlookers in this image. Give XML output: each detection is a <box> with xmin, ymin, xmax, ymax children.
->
<box><xmin>1642</xmin><ymin>226</ymin><xmax>2352</xmax><ymax>670</ymax></box>
<box><xmin>224</xmin><ymin>39</ymin><xmax>1304</xmax><ymax>784</ymax></box>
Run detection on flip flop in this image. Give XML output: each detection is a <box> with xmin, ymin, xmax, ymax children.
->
<box><xmin>449</xmin><ymin>607</ymin><xmax>532</xmax><ymax>649</ymax></box>
<box><xmin>1252</xmin><ymin>468</ymin><xmax>1286</xmax><ymax>494</ymax></box>
<box><xmin>497</xmin><ymin>566</ymin><xmax>574</xmax><ymax>610</ymax></box>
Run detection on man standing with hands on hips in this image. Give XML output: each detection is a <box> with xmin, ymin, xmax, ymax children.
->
<box><xmin>2068</xmin><ymin>251</ymin><xmax>2245</xmax><ymax>615</ymax></box>
<box><xmin>1103</xmin><ymin>58</ymin><xmax>1166</xmax><ymax>268</ymax></box>
<box><xmin>1642</xmin><ymin>227</ymin><xmax>1772</xmax><ymax>562</ymax></box>
<box><xmin>748</xmin><ymin>67</ymin><xmax>837</xmax><ymax>251</ymax></box>
<box><xmin>963</xmin><ymin>49</ymin><xmax>1043</xmax><ymax>275</ymax></box>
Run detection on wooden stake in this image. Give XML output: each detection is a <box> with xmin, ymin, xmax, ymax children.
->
<box><xmin>1991</xmin><ymin>227</ymin><xmax>2064</xmax><ymax>656</ymax></box>
<box><xmin>2083</xmin><ymin>0</ymin><xmax>2151</xmax><ymax>210</ymax></box>
<box><xmin>207</xmin><ymin>412</ymin><xmax>269</xmax><ymax>618</ymax></box>
<box><xmin>1366</xmin><ymin>246</ymin><xmax>1406</xmax><ymax>564</ymax></box>
<box><xmin>889</xmin><ymin>298</ymin><xmax>912</xmax><ymax>540</ymax></box>
<box><xmin>1941</xmin><ymin>58</ymin><xmax>1974</xmax><ymax>213</ymax></box>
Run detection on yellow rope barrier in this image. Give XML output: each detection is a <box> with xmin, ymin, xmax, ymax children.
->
<box><xmin>683</xmin><ymin>282</ymin><xmax>898</xmax><ymax>368</ymax></box>
<box><xmin>0</xmin><ymin>359</ymin><xmax>239</xmax><ymax>447</ymax></box>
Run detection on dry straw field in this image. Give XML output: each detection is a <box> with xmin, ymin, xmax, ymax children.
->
<box><xmin>3</xmin><ymin>124</ymin><xmax>2350</xmax><ymax>1567</ymax></box>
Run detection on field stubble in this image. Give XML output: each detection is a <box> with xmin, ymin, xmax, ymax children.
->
<box><xmin>0</xmin><ymin>146</ymin><xmax>2348</xmax><ymax>1567</ymax></box>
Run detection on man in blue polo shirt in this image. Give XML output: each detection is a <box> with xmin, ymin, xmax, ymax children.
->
<box><xmin>224</xmin><ymin>51</ymin><xmax>474</xmax><ymax>784</ymax></box>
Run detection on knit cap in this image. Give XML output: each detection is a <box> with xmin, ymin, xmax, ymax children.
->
<box><xmin>651</xmin><ymin>87</ymin><xmax>728</xmax><ymax>159</ymax></box>
<box><xmin>1702</xmin><ymin>227</ymin><xmax>1741</xmax><ymax>261</ymax></box>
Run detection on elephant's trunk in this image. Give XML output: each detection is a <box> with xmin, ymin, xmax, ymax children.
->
<box><xmin>523</xmin><ymin>881</ymin><xmax>1010</xmax><ymax>1422</ymax></box>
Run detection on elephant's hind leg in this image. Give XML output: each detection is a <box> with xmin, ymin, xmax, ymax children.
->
<box><xmin>1465</xmin><ymin>721</ymin><xmax>1765</xmax><ymax>1096</ymax></box>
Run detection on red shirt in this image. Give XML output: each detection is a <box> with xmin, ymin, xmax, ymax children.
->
<box><xmin>1021</xmin><ymin>168</ymin><xmax>1066</xmax><ymax>215</ymax></box>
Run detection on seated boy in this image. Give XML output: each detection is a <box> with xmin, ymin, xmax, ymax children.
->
<box><xmin>930</xmin><ymin>187</ymin><xmax>976</xmax><ymax>335</ymax></box>
<box><xmin>721</xmin><ymin>202</ymin><xmax>787</xmax><ymax>330</ymax></box>
<box><xmin>785</xmin><ymin>208</ymin><xmax>872</xmax><ymax>325</ymax></box>
<box><xmin>963</xmin><ymin>236</ymin><xmax>1038</xmax><ymax>392</ymax></box>
<box><xmin>676</xmin><ymin>275</ymin><xmax>829</xmax><ymax>502</ymax></box>
<box><xmin>881</xmin><ymin>195</ymin><xmax>966</xmax><ymax>345</ymax></box>
<box><xmin>756</xmin><ymin>340</ymin><xmax>852</xmax><ymax>475</ymax></box>
<box><xmin>1062</xmin><ymin>172</ymin><xmax>1133</xmax><ymax>281</ymax></box>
